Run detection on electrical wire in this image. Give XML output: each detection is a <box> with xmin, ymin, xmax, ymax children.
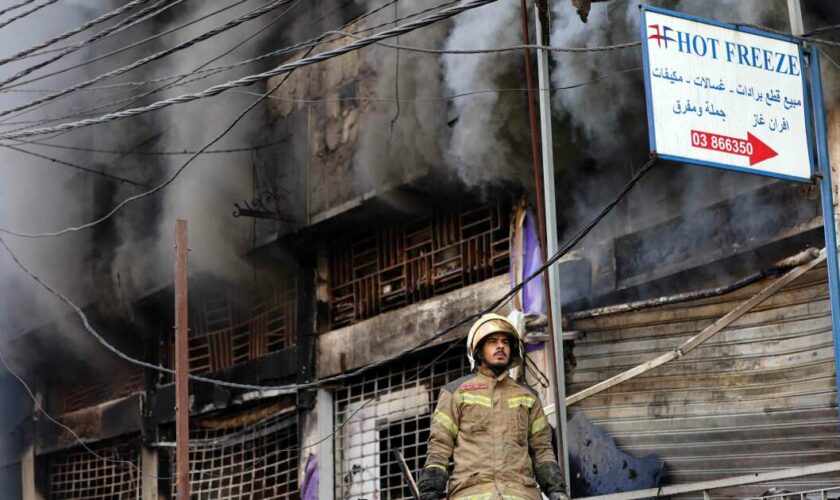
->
<box><xmin>333</xmin><ymin>28</ymin><xmax>641</xmax><ymax>53</ymax></box>
<box><xmin>0</xmin><ymin>156</ymin><xmax>658</xmax><ymax>395</ymax></box>
<box><xmin>0</xmin><ymin>65</ymin><xmax>639</xmax><ymax>130</ymax></box>
<box><xmin>0</xmin><ymin>0</ymin><xmax>58</xmax><ymax>31</ymax></box>
<box><xmin>0</xmin><ymin>157</ymin><xmax>657</xmax><ymax>470</ymax></box>
<box><xmin>7</xmin><ymin>0</ymin><xmax>182</xmax><ymax>62</ymax></box>
<box><xmin>1</xmin><ymin>5</ymin><xmax>631</xmax><ymax>128</ymax></box>
<box><xmin>8</xmin><ymin>136</ymin><xmax>290</xmax><ymax>155</ymax></box>
<box><xmin>0</xmin><ymin>24</ymin><xmax>323</xmax><ymax>400</ymax></box>
<box><xmin>0</xmin><ymin>0</ymin><xmax>184</xmax><ymax>89</ymax></box>
<box><xmin>0</xmin><ymin>0</ymin><xmax>509</xmax><ymax>144</ymax></box>
<box><xmin>0</xmin><ymin>0</ymin><xmax>504</xmax><ymax>243</ymax></box>
<box><xmin>0</xmin><ymin>0</ymin><xmax>298</xmax><ymax>120</ymax></box>
<box><xmin>0</xmin><ymin>0</ymin><xmax>304</xmax><ymax>181</ymax></box>
<box><xmin>233</xmin><ymin>66</ymin><xmax>640</xmax><ymax>103</ymax></box>
<box><xmin>95</xmin><ymin>0</ymin><xmax>305</xmax><ymax>131</ymax></box>
<box><xmin>0</xmin><ymin>16</ymin><xmax>640</xmax><ymax>138</ymax></box>
<box><xmin>0</xmin><ymin>0</ymin><xmax>252</xmax><ymax>92</ymax></box>
<box><xmin>0</xmin><ymin>0</ymin><xmax>462</xmax><ymax>131</ymax></box>
<box><xmin>0</xmin><ymin>2</ymin><xmax>404</xmax><ymax>471</ymax></box>
<box><xmin>0</xmin><ymin>151</ymin><xmax>656</xmax><ymax>467</ymax></box>
<box><xmin>2</xmin><ymin>143</ymin><xmax>150</xmax><ymax>187</ymax></box>
<box><xmin>0</xmin><ymin>81</ymin><xmax>194</xmax><ymax>93</ymax></box>
<box><xmin>822</xmin><ymin>49</ymin><xmax>840</xmax><ymax>72</ymax></box>
<box><xmin>0</xmin><ymin>0</ymin><xmax>40</xmax><ymax>18</ymax></box>
<box><xmin>804</xmin><ymin>24</ymin><xmax>840</xmax><ymax>38</ymax></box>
<box><xmin>0</xmin><ymin>0</ymin><xmax>155</xmax><ymax>71</ymax></box>
<box><xmin>199</xmin><ymin>340</ymin><xmax>462</xmax><ymax>465</ymax></box>
<box><xmin>17</xmin><ymin>0</ymin><xmax>394</xmax><ymax>64</ymax></box>
<box><xmin>0</xmin><ymin>1</ymin><xmax>255</xmax><ymax>130</ymax></box>
<box><xmin>0</xmin><ymin>0</ymin><xmax>436</xmax><ymax>139</ymax></box>
<box><xmin>737</xmin><ymin>22</ymin><xmax>840</xmax><ymax>48</ymax></box>
<box><xmin>524</xmin><ymin>356</ymin><xmax>550</xmax><ymax>389</ymax></box>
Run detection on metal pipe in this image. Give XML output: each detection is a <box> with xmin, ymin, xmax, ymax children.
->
<box><xmin>533</xmin><ymin>0</ymin><xmax>570</xmax><ymax>490</ymax></box>
<box><xmin>787</xmin><ymin>0</ymin><xmax>804</xmax><ymax>36</ymax></box>
<box><xmin>808</xmin><ymin>47</ymin><xmax>840</xmax><ymax>433</ymax></box>
<box><xmin>518</xmin><ymin>0</ymin><xmax>566</xmax><ymax>469</ymax></box>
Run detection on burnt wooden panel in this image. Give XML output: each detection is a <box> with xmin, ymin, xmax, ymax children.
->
<box><xmin>327</xmin><ymin>202</ymin><xmax>510</xmax><ymax>329</ymax></box>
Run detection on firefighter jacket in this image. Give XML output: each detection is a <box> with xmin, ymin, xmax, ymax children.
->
<box><xmin>423</xmin><ymin>366</ymin><xmax>557</xmax><ymax>500</ymax></box>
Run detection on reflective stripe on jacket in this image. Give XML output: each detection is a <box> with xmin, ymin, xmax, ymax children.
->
<box><xmin>423</xmin><ymin>366</ymin><xmax>557</xmax><ymax>500</ymax></box>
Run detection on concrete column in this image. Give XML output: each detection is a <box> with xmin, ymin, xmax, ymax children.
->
<box><xmin>20</xmin><ymin>442</ymin><xmax>41</xmax><ymax>500</ymax></box>
<box><xmin>317</xmin><ymin>389</ymin><xmax>334</xmax><ymax>500</ymax></box>
<box><xmin>21</xmin><ymin>385</ymin><xmax>43</xmax><ymax>500</ymax></box>
<box><xmin>141</xmin><ymin>446</ymin><xmax>158</xmax><ymax>500</ymax></box>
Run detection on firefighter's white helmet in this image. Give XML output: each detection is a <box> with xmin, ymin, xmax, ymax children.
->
<box><xmin>466</xmin><ymin>313</ymin><xmax>525</xmax><ymax>370</ymax></box>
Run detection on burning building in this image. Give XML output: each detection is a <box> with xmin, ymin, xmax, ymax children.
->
<box><xmin>1</xmin><ymin>0</ymin><xmax>840</xmax><ymax>499</ymax></box>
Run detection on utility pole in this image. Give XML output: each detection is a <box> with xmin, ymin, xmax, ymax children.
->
<box><xmin>534</xmin><ymin>0</ymin><xmax>570</xmax><ymax>491</ymax></box>
<box><xmin>174</xmin><ymin>219</ymin><xmax>190</xmax><ymax>499</ymax></box>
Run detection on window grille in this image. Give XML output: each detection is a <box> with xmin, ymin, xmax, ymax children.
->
<box><xmin>164</xmin><ymin>277</ymin><xmax>298</xmax><ymax>377</ymax></box>
<box><xmin>48</xmin><ymin>435</ymin><xmax>141</xmax><ymax>499</ymax></box>
<box><xmin>169</xmin><ymin>411</ymin><xmax>299</xmax><ymax>499</ymax></box>
<box><xmin>329</xmin><ymin>202</ymin><xmax>511</xmax><ymax>329</ymax></box>
<box><xmin>57</xmin><ymin>366</ymin><xmax>144</xmax><ymax>414</ymax></box>
<box><xmin>334</xmin><ymin>344</ymin><xmax>468</xmax><ymax>500</ymax></box>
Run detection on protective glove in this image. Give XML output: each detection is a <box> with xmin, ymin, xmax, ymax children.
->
<box><xmin>417</xmin><ymin>466</ymin><xmax>447</xmax><ymax>500</ymax></box>
<box><xmin>535</xmin><ymin>461</ymin><xmax>568</xmax><ymax>500</ymax></box>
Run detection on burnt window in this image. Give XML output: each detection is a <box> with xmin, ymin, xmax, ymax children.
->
<box><xmin>328</xmin><ymin>202</ymin><xmax>510</xmax><ymax>329</ymax></box>
<box><xmin>334</xmin><ymin>344</ymin><xmax>466</xmax><ymax>500</ymax></box>
<box><xmin>169</xmin><ymin>412</ymin><xmax>299</xmax><ymax>499</ymax></box>
<box><xmin>49</xmin><ymin>435</ymin><xmax>141</xmax><ymax>499</ymax></box>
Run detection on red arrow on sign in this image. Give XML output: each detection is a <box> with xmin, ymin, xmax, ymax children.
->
<box><xmin>690</xmin><ymin>130</ymin><xmax>778</xmax><ymax>166</ymax></box>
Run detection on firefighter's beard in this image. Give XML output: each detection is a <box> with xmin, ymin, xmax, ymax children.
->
<box><xmin>481</xmin><ymin>350</ymin><xmax>511</xmax><ymax>375</ymax></box>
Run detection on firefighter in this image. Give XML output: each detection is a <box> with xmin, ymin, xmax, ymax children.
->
<box><xmin>417</xmin><ymin>313</ymin><xmax>568</xmax><ymax>500</ymax></box>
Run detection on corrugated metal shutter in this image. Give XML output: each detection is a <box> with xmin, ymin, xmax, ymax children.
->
<box><xmin>568</xmin><ymin>264</ymin><xmax>840</xmax><ymax>498</ymax></box>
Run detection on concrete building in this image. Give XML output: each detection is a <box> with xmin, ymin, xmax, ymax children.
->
<box><xmin>1</xmin><ymin>1</ymin><xmax>840</xmax><ymax>498</ymax></box>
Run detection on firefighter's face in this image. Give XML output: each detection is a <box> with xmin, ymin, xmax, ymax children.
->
<box><xmin>480</xmin><ymin>333</ymin><xmax>511</xmax><ymax>369</ymax></box>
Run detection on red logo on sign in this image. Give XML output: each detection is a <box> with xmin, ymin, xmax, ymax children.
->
<box><xmin>648</xmin><ymin>24</ymin><xmax>675</xmax><ymax>48</ymax></box>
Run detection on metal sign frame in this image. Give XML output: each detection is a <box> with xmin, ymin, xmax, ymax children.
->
<box><xmin>640</xmin><ymin>5</ymin><xmax>816</xmax><ymax>183</ymax></box>
<box><xmin>641</xmin><ymin>5</ymin><xmax>840</xmax><ymax>435</ymax></box>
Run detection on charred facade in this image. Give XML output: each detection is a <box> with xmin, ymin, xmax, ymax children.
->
<box><xmin>1</xmin><ymin>1</ymin><xmax>840</xmax><ymax>500</ymax></box>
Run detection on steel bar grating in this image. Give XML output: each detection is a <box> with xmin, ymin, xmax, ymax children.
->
<box><xmin>169</xmin><ymin>412</ymin><xmax>299</xmax><ymax>499</ymax></box>
<box><xmin>165</xmin><ymin>276</ymin><xmax>298</xmax><ymax>376</ymax></box>
<box><xmin>48</xmin><ymin>435</ymin><xmax>140</xmax><ymax>499</ymax></box>
<box><xmin>334</xmin><ymin>343</ymin><xmax>467</xmax><ymax>499</ymax></box>
<box><xmin>329</xmin><ymin>201</ymin><xmax>510</xmax><ymax>329</ymax></box>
